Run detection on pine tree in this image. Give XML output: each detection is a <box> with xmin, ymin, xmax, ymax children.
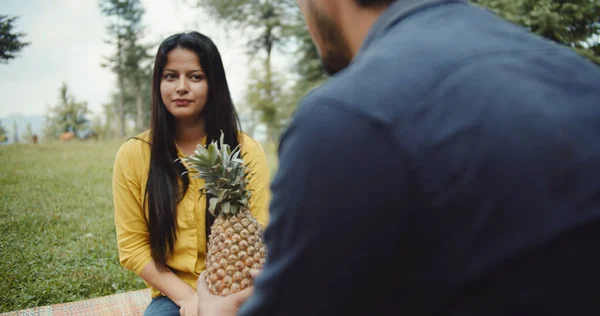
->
<box><xmin>100</xmin><ymin>0</ymin><xmax>150</xmax><ymax>136</ymax></box>
<box><xmin>0</xmin><ymin>15</ymin><xmax>30</xmax><ymax>63</ymax></box>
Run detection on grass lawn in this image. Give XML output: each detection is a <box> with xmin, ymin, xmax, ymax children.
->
<box><xmin>0</xmin><ymin>140</ymin><xmax>146</xmax><ymax>313</ymax></box>
<box><xmin>0</xmin><ymin>138</ymin><xmax>279</xmax><ymax>313</ymax></box>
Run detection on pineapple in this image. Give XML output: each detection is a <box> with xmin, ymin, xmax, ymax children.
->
<box><xmin>182</xmin><ymin>132</ymin><xmax>267</xmax><ymax>296</ymax></box>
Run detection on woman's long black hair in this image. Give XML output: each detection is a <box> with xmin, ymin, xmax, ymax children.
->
<box><xmin>146</xmin><ymin>31</ymin><xmax>241</xmax><ymax>270</ymax></box>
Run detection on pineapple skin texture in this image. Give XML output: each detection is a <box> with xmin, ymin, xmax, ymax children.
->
<box><xmin>205</xmin><ymin>207</ymin><xmax>267</xmax><ymax>296</ymax></box>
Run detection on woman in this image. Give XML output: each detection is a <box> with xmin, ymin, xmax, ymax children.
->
<box><xmin>112</xmin><ymin>31</ymin><xmax>270</xmax><ymax>316</ymax></box>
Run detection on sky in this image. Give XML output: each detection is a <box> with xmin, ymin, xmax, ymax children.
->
<box><xmin>0</xmin><ymin>0</ymin><xmax>273</xmax><ymax>118</ymax></box>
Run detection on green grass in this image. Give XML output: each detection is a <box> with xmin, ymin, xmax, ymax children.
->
<box><xmin>0</xmin><ymin>140</ymin><xmax>146</xmax><ymax>313</ymax></box>
<box><xmin>0</xmin><ymin>138</ymin><xmax>280</xmax><ymax>313</ymax></box>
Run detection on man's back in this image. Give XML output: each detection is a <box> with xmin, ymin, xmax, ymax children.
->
<box><xmin>240</xmin><ymin>1</ymin><xmax>600</xmax><ymax>315</ymax></box>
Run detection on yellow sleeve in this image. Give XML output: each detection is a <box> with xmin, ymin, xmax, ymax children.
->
<box><xmin>243</xmin><ymin>135</ymin><xmax>271</xmax><ymax>229</ymax></box>
<box><xmin>112</xmin><ymin>142</ymin><xmax>153</xmax><ymax>275</ymax></box>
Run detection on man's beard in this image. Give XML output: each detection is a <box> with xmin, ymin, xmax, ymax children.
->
<box><xmin>308</xmin><ymin>1</ymin><xmax>353</xmax><ymax>75</ymax></box>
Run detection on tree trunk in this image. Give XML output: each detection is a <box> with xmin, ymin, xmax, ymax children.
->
<box><xmin>135</xmin><ymin>86</ymin><xmax>144</xmax><ymax>132</ymax></box>
<box><xmin>116</xmin><ymin>34</ymin><xmax>127</xmax><ymax>138</ymax></box>
<box><xmin>118</xmin><ymin>75</ymin><xmax>126</xmax><ymax>138</ymax></box>
<box><xmin>264</xmin><ymin>35</ymin><xmax>277</xmax><ymax>143</ymax></box>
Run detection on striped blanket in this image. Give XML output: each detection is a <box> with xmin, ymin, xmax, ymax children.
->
<box><xmin>1</xmin><ymin>288</ymin><xmax>151</xmax><ymax>316</ymax></box>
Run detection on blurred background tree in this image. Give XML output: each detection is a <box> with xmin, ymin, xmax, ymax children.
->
<box><xmin>0</xmin><ymin>15</ymin><xmax>30</xmax><ymax>64</ymax></box>
<box><xmin>44</xmin><ymin>82</ymin><xmax>91</xmax><ymax>140</ymax></box>
<box><xmin>471</xmin><ymin>0</ymin><xmax>600</xmax><ymax>64</ymax></box>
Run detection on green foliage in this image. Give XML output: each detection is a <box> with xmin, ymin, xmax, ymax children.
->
<box><xmin>89</xmin><ymin>111</ymin><xmax>111</xmax><ymax>141</ymax></box>
<box><xmin>199</xmin><ymin>0</ymin><xmax>296</xmax><ymax>55</ymax></box>
<box><xmin>44</xmin><ymin>82</ymin><xmax>91</xmax><ymax>139</ymax></box>
<box><xmin>121</xmin><ymin>27</ymin><xmax>153</xmax><ymax>133</ymax></box>
<box><xmin>0</xmin><ymin>141</ymin><xmax>145</xmax><ymax>313</ymax></box>
<box><xmin>245</xmin><ymin>64</ymin><xmax>296</xmax><ymax>141</ymax></box>
<box><xmin>285</xmin><ymin>11</ymin><xmax>327</xmax><ymax>87</ymax></box>
<box><xmin>198</xmin><ymin>0</ymin><xmax>301</xmax><ymax>140</ymax></box>
<box><xmin>472</xmin><ymin>0</ymin><xmax>600</xmax><ymax>64</ymax></box>
<box><xmin>0</xmin><ymin>119</ymin><xmax>8</xmax><ymax>143</ymax></box>
<box><xmin>21</xmin><ymin>122</ymin><xmax>33</xmax><ymax>144</ymax></box>
<box><xmin>100</xmin><ymin>101</ymin><xmax>122</xmax><ymax>140</ymax></box>
<box><xmin>12</xmin><ymin>120</ymin><xmax>18</xmax><ymax>144</ymax></box>
<box><xmin>0</xmin><ymin>15</ymin><xmax>30</xmax><ymax>64</ymax></box>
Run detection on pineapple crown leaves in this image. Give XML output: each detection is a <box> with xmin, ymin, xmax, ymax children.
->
<box><xmin>181</xmin><ymin>131</ymin><xmax>255</xmax><ymax>217</ymax></box>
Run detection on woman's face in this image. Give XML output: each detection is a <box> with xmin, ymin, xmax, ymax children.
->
<box><xmin>160</xmin><ymin>47</ymin><xmax>209</xmax><ymax>122</ymax></box>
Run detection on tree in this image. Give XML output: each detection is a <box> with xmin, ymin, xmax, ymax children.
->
<box><xmin>100</xmin><ymin>0</ymin><xmax>150</xmax><ymax>136</ymax></box>
<box><xmin>0</xmin><ymin>120</ymin><xmax>7</xmax><ymax>143</ymax></box>
<box><xmin>99</xmin><ymin>93</ymin><xmax>126</xmax><ymax>140</ymax></box>
<box><xmin>245</xmin><ymin>64</ymin><xmax>296</xmax><ymax>142</ymax></box>
<box><xmin>237</xmin><ymin>103</ymin><xmax>261</xmax><ymax>138</ymax></box>
<box><xmin>285</xmin><ymin>10</ymin><xmax>327</xmax><ymax>106</ymax></box>
<box><xmin>0</xmin><ymin>15</ymin><xmax>30</xmax><ymax>64</ymax></box>
<box><xmin>12</xmin><ymin>121</ymin><xmax>18</xmax><ymax>144</ymax></box>
<box><xmin>286</xmin><ymin>9</ymin><xmax>326</xmax><ymax>88</ymax></box>
<box><xmin>44</xmin><ymin>82</ymin><xmax>91</xmax><ymax>139</ymax></box>
<box><xmin>472</xmin><ymin>0</ymin><xmax>600</xmax><ymax>64</ymax></box>
<box><xmin>21</xmin><ymin>122</ymin><xmax>33</xmax><ymax>144</ymax></box>
<box><xmin>123</xmin><ymin>36</ymin><xmax>153</xmax><ymax>132</ymax></box>
<box><xmin>198</xmin><ymin>0</ymin><xmax>298</xmax><ymax>142</ymax></box>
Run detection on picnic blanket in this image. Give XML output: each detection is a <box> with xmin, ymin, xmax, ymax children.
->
<box><xmin>1</xmin><ymin>288</ymin><xmax>151</xmax><ymax>316</ymax></box>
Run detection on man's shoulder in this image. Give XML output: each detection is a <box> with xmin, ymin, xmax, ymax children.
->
<box><xmin>303</xmin><ymin>1</ymin><xmax>597</xmax><ymax>125</ymax></box>
<box><xmin>283</xmin><ymin>86</ymin><xmax>395</xmax><ymax>153</ymax></box>
<box><xmin>293</xmin><ymin>83</ymin><xmax>387</xmax><ymax>128</ymax></box>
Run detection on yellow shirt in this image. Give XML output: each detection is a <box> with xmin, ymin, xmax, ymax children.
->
<box><xmin>112</xmin><ymin>130</ymin><xmax>270</xmax><ymax>298</ymax></box>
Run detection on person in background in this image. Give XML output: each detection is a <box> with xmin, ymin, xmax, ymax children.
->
<box><xmin>112</xmin><ymin>31</ymin><xmax>270</xmax><ymax>316</ymax></box>
<box><xmin>198</xmin><ymin>0</ymin><xmax>600</xmax><ymax>315</ymax></box>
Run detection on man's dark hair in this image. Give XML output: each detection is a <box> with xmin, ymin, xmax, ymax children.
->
<box><xmin>357</xmin><ymin>0</ymin><xmax>397</xmax><ymax>6</ymax></box>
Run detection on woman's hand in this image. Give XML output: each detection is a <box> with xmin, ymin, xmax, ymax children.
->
<box><xmin>138</xmin><ymin>261</ymin><xmax>198</xmax><ymax>315</ymax></box>
<box><xmin>196</xmin><ymin>270</ymin><xmax>259</xmax><ymax>316</ymax></box>
<box><xmin>179</xmin><ymin>293</ymin><xmax>199</xmax><ymax>316</ymax></box>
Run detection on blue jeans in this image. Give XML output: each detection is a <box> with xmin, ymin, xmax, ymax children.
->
<box><xmin>144</xmin><ymin>296</ymin><xmax>180</xmax><ymax>316</ymax></box>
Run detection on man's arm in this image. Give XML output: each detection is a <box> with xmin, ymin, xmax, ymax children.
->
<box><xmin>238</xmin><ymin>96</ymin><xmax>412</xmax><ymax>315</ymax></box>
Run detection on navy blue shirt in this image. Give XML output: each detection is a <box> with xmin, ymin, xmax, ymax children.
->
<box><xmin>240</xmin><ymin>0</ymin><xmax>600</xmax><ymax>315</ymax></box>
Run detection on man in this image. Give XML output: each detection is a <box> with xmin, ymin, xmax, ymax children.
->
<box><xmin>197</xmin><ymin>0</ymin><xmax>600</xmax><ymax>315</ymax></box>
